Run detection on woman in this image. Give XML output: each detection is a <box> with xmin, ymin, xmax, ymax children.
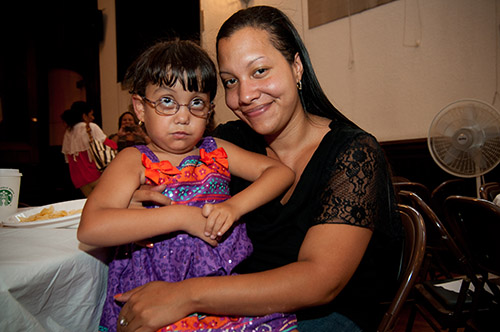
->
<box><xmin>117</xmin><ymin>6</ymin><xmax>402</xmax><ymax>332</ymax></box>
<box><xmin>108</xmin><ymin>110</ymin><xmax>151</xmax><ymax>151</ymax></box>
<box><xmin>61</xmin><ymin>101</ymin><xmax>117</xmax><ymax>197</ymax></box>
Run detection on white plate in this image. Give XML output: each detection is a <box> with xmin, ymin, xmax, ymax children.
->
<box><xmin>2</xmin><ymin>199</ymin><xmax>87</xmax><ymax>228</ymax></box>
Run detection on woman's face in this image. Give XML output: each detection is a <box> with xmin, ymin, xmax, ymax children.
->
<box><xmin>120</xmin><ymin>113</ymin><xmax>136</xmax><ymax>128</ymax></box>
<box><xmin>217</xmin><ymin>27</ymin><xmax>303</xmax><ymax>137</ymax></box>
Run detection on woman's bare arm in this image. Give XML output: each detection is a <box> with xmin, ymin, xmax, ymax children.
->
<box><xmin>116</xmin><ymin>223</ymin><xmax>371</xmax><ymax>332</ymax></box>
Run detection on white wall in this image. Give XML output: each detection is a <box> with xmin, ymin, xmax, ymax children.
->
<box><xmin>98</xmin><ymin>0</ymin><xmax>500</xmax><ymax>142</ymax></box>
<box><xmin>305</xmin><ymin>0</ymin><xmax>499</xmax><ymax>141</ymax></box>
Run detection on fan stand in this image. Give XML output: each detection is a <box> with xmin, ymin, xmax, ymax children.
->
<box><xmin>473</xmin><ymin>155</ymin><xmax>483</xmax><ymax>198</ymax></box>
<box><xmin>475</xmin><ymin>176</ymin><xmax>482</xmax><ymax>199</ymax></box>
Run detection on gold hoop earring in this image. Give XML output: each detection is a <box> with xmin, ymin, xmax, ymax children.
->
<box><xmin>297</xmin><ymin>81</ymin><xmax>302</xmax><ymax>91</ymax></box>
<box><xmin>138</xmin><ymin>120</ymin><xmax>143</xmax><ymax>126</ymax></box>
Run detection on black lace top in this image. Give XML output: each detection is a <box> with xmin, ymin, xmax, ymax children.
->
<box><xmin>214</xmin><ymin>120</ymin><xmax>403</xmax><ymax>331</ymax></box>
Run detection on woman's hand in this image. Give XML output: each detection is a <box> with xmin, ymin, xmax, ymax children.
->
<box><xmin>115</xmin><ymin>281</ymin><xmax>192</xmax><ymax>332</ymax></box>
<box><xmin>129</xmin><ymin>184</ymin><xmax>170</xmax><ymax>209</ymax></box>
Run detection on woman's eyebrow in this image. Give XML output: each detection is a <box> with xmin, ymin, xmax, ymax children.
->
<box><xmin>219</xmin><ymin>56</ymin><xmax>267</xmax><ymax>76</ymax></box>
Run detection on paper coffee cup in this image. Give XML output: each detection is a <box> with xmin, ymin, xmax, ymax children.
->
<box><xmin>0</xmin><ymin>169</ymin><xmax>22</xmax><ymax>222</ymax></box>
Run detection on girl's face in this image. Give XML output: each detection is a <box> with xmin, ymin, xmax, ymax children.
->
<box><xmin>120</xmin><ymin>113</ymin><xmax>135</xmax><ymax>128</ymax></box>
<box><xmin>133</xmin><ymin>80</ymin><xmax>209</xmax><ymax>156</ymax></box>
<box><xmin>83</xmin><ymin>110</ymin><xmax>95</xmax><ymax>124</ymax></box>
<box><xmin>217</xmin><ymin>27</ymin><xmax>303</xmax><ymax>137</ymax></box>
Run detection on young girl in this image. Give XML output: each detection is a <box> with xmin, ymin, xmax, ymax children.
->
<box><xmin>77</xmin><ymin>40</ymin><xmax>297</xmax><ymax>332</ymax></box>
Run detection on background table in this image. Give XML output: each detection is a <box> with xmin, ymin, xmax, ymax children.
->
<box><xmin>0</xmin><ymin>227</ymin><xmax>110</xmax><ymax>331</ymax></box>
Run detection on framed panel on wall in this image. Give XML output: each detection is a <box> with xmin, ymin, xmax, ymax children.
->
<box><xmin>308</xmin><ymin>0</ymin><xmax>396</xmax><ymax>28</ymax></box>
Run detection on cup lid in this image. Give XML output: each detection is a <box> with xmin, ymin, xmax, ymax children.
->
<box><xmin>0</xmin><ymin>169</ymin><xmax>23</xmax><ymax>176</ymax></box>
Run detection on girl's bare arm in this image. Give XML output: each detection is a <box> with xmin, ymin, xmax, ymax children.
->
<box><xmin>202</xmin><ymin>138</ymin><xmax>295</xmax><ymax>237</ymax></box>
<box><xmin>77</xmin><ymin>148</ymin><xmax>216</xmax><ymax>247</ymax></box>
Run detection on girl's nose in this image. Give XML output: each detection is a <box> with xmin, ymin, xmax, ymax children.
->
<box><xmin>173</xmin><ymin>105</ymin><xmax>191</xmax><ymax>124</ymax></box>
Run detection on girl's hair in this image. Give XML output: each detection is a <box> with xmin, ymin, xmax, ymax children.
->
<box><xmin>61</xmin><ymin>101</ymin><xmax>93</xmax><ymax>129</ymax></box>
<box><xmin>117</xmin><ymin>111</ymin><xmax>139</xmax><ymax>129</ymax></box>
<box><xmin>123</xmin><ymin>40</ymin><xmax>217</xmax><ymax>102</ymax></box>
<box><xmin>216</xmin><ymin>6</ymin><xmax>356</xmax><ymax>127</ymax></box>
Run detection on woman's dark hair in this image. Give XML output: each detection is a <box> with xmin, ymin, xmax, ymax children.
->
<box><xmin>117</xmin><ymin>111</ymin><xmax>139</xmax><ymax>129</ymax></box>
<box><xmin>123</xmin><ymin>40</ymin><xmax>217</xmax><ymax>102</ymax></box>
<box><xmin>61</xmin><ymin>101</ymin><xmax>93</xmax><ymax>129</ymax></box>
<box><xmin>216</xmin><ymin>6</ymin><xmax>356</xmax><ymax>127</ymax></box>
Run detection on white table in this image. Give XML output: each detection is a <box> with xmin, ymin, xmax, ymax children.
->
<box><xmin>0</xmin><ymin>227</ymin><xmax>110</xmax><ymax>332</ymax></box>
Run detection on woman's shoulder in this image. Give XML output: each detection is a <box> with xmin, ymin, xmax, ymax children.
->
<box><xmin>322</xmin><ymin>121</ymin><xmax>379</xmax><ymax>155</ymax></box>
<box><xmin>213</xmin><ymin>120</ymin><xmax>267</xmax><ymax>153</ymax></box>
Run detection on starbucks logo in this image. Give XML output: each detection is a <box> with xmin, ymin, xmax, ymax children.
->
<box><xmin>0</xmin><ymin>187</ymin><xmax>14</xmax><ymax>206</ymax></box>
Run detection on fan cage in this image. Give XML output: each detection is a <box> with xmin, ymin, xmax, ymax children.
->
<box><xmin>427</xmin><ymin>99</ymin><xmax>500</xmax><ymax>178</ymax></box>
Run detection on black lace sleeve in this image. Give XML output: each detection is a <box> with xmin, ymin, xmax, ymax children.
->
<box><xmin>313</xmin><ymin>133</ymin><xmax>389</xmax><ymax>230</ymax></box>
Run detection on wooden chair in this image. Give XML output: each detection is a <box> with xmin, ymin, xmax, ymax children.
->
<box><xmin>376</xmin><ymin>204</ymin><xmax>426</xmax><ymax>332</ymax></box>
<box><xmin>479</xmin><ymin>182</ymin><xmax>500</xmax><ymax>201</ymax></box>
<box><xmin>431</xmin><ymin>179</ymin><xmax>477</xmax><ymax>219</ymax></box>
<box><xmin>398</xmin><ymin>190</ymin><xmax>457</xmax><ymax>279</ymax></box>
<box><xmin>444</xmin><ymin>196</ymin><xmax>500</xmax><ymax>332</ymax></box>
<box><xmin>392</xmin><ymin>176</ymin><xmax>410</xmax><ymax>183</ymax></box>
<box><xmin>393</xmin><ymin>182</ymin><xmax>432</xmax><ymax>205</ymax></box>
<box><xmin>402</xmin><ymin>192</ymin><xmax>486</xmax><ymax>332</ymax></box>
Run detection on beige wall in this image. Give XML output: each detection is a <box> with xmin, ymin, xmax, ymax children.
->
<box><xmin>98</xmin><ymin>0</ymin><xmax>500</xmax><ymax>142</ymax></box>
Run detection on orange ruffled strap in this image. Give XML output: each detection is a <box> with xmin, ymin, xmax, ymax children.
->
<box><xmin>199</xmin><ymin>147</ymin><xmax>228</xmax><ymax>169</ymax></box>
<box><xmin>142</xmin><ymin>153</ymin><xmax>181</xmax><ymax>185</ymax></box>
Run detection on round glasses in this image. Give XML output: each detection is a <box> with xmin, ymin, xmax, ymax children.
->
<box><xmin>142</xmin><ymin>96</ymin><xmax>213</xmax><ymax>119</ymax></box>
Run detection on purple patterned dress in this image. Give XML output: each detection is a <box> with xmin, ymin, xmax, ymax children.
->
<box><xmin>99</xmin><ymin>137</ymin><xmax>254</xmax><ymax>331</ymax></box>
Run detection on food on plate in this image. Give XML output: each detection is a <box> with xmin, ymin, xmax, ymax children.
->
<box><xmin>19</xmin><ymin>205</ymin><xmax>82</xmax><ymax>222</ymax></box>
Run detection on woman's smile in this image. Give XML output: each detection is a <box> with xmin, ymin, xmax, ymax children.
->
<box><xmin>240</xmin><ymin>101</ymin><xmax>273</xmax><ymax>118</ymax></box>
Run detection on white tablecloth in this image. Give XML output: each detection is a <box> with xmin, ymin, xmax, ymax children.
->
<box><xmin>0</xmin><ymin>227</ymin><xmax>110</xmax><ymax>332</ymax></box>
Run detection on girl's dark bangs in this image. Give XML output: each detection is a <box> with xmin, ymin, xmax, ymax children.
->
<box><xmin>156</xmin><ymin>64</ymin><xmax>203</xmax><ymax>93</ymax></box>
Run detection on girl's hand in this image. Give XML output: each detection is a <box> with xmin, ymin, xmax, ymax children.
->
<box><xmin>181</xmin><ymin>207</ymin><xmax>219</xmax><ymax>246</ymax></box>
<box><xmin>129</xmin><ymin>184</ymin><xmax>170</xmax><ymax>209</ymax></box>
<box><xmin>201</xmin><ymin>202</ymin><xmax>238</xmax><ymax>239</ymax></box>
<box><xmin>115</xmin><ymin>281</ymin><xmax>192</xmax><ymax>332</ymax></box>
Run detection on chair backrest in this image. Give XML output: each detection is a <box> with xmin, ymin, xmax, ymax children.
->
<box><xmin>431</xmin><ymin>178</ymin><xmax>477</xmax><ymax>218</ymax></box>
<box><xmin>398</xmin><ymin>190</ymin><xmax>469</xmax><ymax>279</ymax></box>
<box><xmin>377</xmin><ymin>204</ymin><xmax>426</xmax><ymax>332</ymax></box>
<box><xmin>398</xmin><ymin>190</ymin><xmax>446</xmax><ymax>251</ymax></box>
<box><xmin>479</xmin><ymin>182</ymin><xmax>500</xmax><ymax>201</ymax></box>
<box><xmin>444</xmin><ymin>196</ymin><xmax>500</xmax><ymax>276</ymax></box>
<box><xmin>393</xmin><ymin>182</ymin><xmax>432</xmax><ymax>205</ymax></box>
<box><xmin>392</xmin><ymin>176</ymin><xmax>410</xmax><ymax>183</ymax></box>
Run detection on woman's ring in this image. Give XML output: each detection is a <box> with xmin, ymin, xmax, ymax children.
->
<box><xmin>119</xmin><ymin>317</ymin><xmax>129</xmax><ymax>327</ymax></box>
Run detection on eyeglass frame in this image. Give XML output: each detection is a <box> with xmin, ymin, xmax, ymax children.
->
<box><xmin>141</xmin><ymin>96</ymin><xmax>214</xmax><ymax>119</ymax></box>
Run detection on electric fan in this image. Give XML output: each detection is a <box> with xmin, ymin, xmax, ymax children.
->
<box><xmin>428</xmin><ymin>99</ymin><xmax>500</xmax><ymax>197</ymax></box>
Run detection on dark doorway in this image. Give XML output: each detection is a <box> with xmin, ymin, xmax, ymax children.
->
<box><xmin>115</xmin><ymin>0</ymin><xmax>201</xmax><ymax>82</ymax></box>
<box><xmin>0</xmin><ymin>0</ymin><xmax>102</xmax><ymax>205</ymax></box>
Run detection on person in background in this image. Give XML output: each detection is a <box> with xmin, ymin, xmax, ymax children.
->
<box><xmin>77</xmin><ymin>40</ymin><xmax>296</xmax><ymax>332</ymax></box>
<box><xmin>116</xmin><ymin>6</ymin><xmax>403</xmax><ymax>332</ymax></box>
<box><xmin>108</xmin><ymin>109</ymin><xmax>151</xmax><ymax>151</ymax></box>
<box><xmin>61</xmin><ymin>101</ymin><xmax>117</xmax><ymax>197</ymax></box>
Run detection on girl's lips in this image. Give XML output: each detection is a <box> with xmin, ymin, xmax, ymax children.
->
<box><xmin>171</xmin><ymin>131</ymin><xmax>189</xmax><ymax>139</ymax></box>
